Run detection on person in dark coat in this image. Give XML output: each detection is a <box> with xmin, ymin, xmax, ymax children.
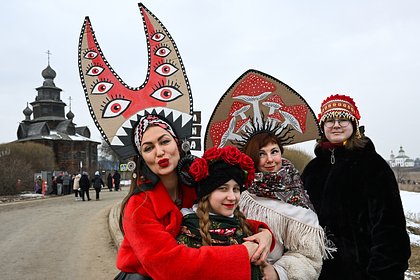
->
<box><xmin>92</xmin><ymin>171</ymin><xmax>105</xmax><ymax>200</ymax></box>
<box><xmin>301</xmin><ymin>94</ymin><xmax>411</xmax><ymax>280</ymax></box>
<box><xmin>113</xmin><ymin>170</ymin><xmax>121</xmax><ymax>191</ymax></box>
<box><xmin>107</xmin><ymin>173</ymin><xmax>113</xmax><ymax>192</ymax></box>
<box><xmin>56</xmin><ymin>173</ymin><xmax>64</xmax><ymax>195</ymax></box>
<box><xmin>63</xmin><ymin>172</ymin><xmax>71</xmax><ymax>195</ymax></box>
<box><xmin>79</xmin><ymin>171</ymin><xmax>91</xmax><ymax>201</ymax></box>
<box><xmin>51</xmin><ymin>176</ymin><xmax>57</xmax><ymax>195</ymax></box>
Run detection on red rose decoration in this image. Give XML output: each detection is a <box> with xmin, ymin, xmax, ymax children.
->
<box><xmin>222</xmin><ymin>146</ymin><xmax>242</xmax><ymax>165</ymax></box>
<box><xmin>245</xmin><ymin>169</ymin><xmax>255</xmax><ymax>186</ymax></box>
<box><xmin>191</xmin><ymin>146</ymin><xmax>256</xmax><ymax>186</ymax></box>
<box><xmin>240</xmin><ymin>154</ymin><xmax>255</xmax><ymax>171</ymax></box>
<box><xmin>203</xmin><ymin>147</ymin><xmax>224</xmax><ymax>162</ymax></box>
<box><xmin>240</xmin><ymin>154</ymin><xmax>256</xmax><ymax>186</ymax></box>
<box><xmin>189</xmin><ymin>157</ymin><xmax>209</xmax><ymax>182</ymax></box>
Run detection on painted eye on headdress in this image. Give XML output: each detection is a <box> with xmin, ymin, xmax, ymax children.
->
<box><xmin>150</xmin><ymin>87</ymin><xmax>182</xmax><ymax>102</ymax></box>
<box><xmin>154</xmin><ymin>47</ymin><xmax>171</xmax><ymax>57</ymax></box>
<box><xmin>102</xmin><ymin>98</ymin><xmax>131</xmax><ymax>118</ymax></box>
<box><xmin>92</xmin><ymin>81</ymin><xmax>113</xmax><ymax>95</ymax></box>
<box><xmin>84</xmin><ymin>51</ymin><xmax>98</xmax><ymax>59</ymax></box>
<box><xmin>151</xmin><ymin>32</ymin><xmax>165</xmax><ymax>42</ymax></box>
<box><xmin>155</xmin><ymin>63</ymin><xmax>178</xmax><ymax>76</ymax></box>
<box><xmin>86</xmin><ymin>65</ymin><xmax>104</xmax><ymax>76</ymax></box>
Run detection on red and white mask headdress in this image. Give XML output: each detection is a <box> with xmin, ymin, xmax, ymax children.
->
<box><xmin>78</xmin><ymin>3</ymin><xmax>194</xmax><ymax>158</ymax></box>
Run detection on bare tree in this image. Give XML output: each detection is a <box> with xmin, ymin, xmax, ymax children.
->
<box><xmin>393</xmin><ymin>166</ymin><xmax>408</xmax><ymax>184</ymax></box>
<box><xmin>0</xmin><ymin>142</ymin><xmax>56</xmax><ymax>194</ymax></box>
<box><xmin>98</xmin><ymin>140</ymin><xmax>121</xmax><ymax>172</ymax></box>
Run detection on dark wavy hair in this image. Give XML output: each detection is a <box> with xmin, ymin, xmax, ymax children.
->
<box><xmin>118</xmin><ymin>125</ymin><xmax>188</xmax><ymax>235</ymax></box>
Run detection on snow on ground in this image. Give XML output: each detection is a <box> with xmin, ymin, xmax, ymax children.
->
<box><xmin>401</xmin><ymin>191</ymin><xmax>420</xmax><ymax>216</ymax></box>
<box><xmin>20</xmin><ymin>193</ymin><xmax>44</xmax><ymax>198</ymax></box>
<box><xmin>400</xmin><ymin>191</ymin><xmax>420</xmax><ymax>246</ymax></box>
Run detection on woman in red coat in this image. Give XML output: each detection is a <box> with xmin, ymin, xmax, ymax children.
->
<box><xmin>115</xmin><ymin>115</ymin><xmax>273</xmax><ymax>280</ymax></box>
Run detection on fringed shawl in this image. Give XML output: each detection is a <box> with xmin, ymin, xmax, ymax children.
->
<box><xmin>240</xmin><ymin>191</ymin><xmax>336</xmax><ymax>260</ymax></box>
<box><xmin>177</xmin><ymin>212</ymin><xmax>263</xmax><ymax>280</ymax></box>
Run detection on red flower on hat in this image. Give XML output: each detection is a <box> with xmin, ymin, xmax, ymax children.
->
<box><xmin>202</xmin><ymin>147</ymin><xmax>225</xmax><ymax>162</ymax></box>
<box><xmin>222</xmin><ymin>146</ymin><xmax>242</xmax><ymax>165</ymax></box>
<box><xmin>241</xmin><ymin>155</ymin><xmax>255</xmax><ymax>185</ymax></box>
<box><xmin>189</xmin><ymin>157</ymin><xmax>209</xmax><ymax>182</ymax></box>
<box><xmin>190</xmin><ymin>146</ymin><xmax>255</xmax><ymax>187</ymax></box>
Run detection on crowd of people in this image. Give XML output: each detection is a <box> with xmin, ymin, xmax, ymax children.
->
<box><xmin>44</xmin><ymin>170</ymin><xmax>123</xmax><ymax>201</ymax></box>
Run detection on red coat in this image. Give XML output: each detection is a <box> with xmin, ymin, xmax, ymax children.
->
<box><xmin>116</xmin><ymin>181</ymin><xmax>269</xmax><ymax>279</ymax></box>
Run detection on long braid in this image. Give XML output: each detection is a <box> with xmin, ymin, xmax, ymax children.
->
<box><xmin>235</xmin><ymin>207</ymin><xmax>263</xmax><ymax>280</ymax></box>
<box><xmin>196</xmin><ymin>197</ymin><xmax>213</xmax><ymax>246</ymax></box>
<box><xmin>235</xmin><ymin>208</ymin><xmax>253</xmax><ymax>237</ymax></box>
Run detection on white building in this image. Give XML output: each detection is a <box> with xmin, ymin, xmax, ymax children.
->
<box><xmin>389</xmin><ymin>146</ymin><xmax>415</xmax><ymax>167</ymax></box>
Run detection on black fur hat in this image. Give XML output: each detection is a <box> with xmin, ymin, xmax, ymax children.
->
<box><xmin>196</xmin><ymin>160</ymin><xmax>245</xmax><ymax>200</ymax></box>
<box><xmin>188</xmin><ymin>146</ymin><xmax>255</xmax><ymax>200</ymax></box>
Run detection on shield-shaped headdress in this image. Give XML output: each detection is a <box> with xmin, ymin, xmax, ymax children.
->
<box><xmin>204</xmin><ymin>69</ymin><xmax>320</xmax><ymax>150</ymax></box>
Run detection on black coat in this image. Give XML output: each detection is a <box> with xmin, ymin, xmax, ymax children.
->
<box><xmin>92</xmin><ymin>175</ymin><xmax>104</xmax><ymax>190</ymax></box>
<box><xmin>302</xmin><ymin>138</ymin><xmax>410</xmax><ymax>280</ymax></box>
<box><xmin>79</xmin><ymin>174</ymin><xmax>90</xmax><ymax>191</ymax></box>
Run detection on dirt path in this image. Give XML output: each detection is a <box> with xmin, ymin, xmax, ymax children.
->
<box><xmin>0</xmin><ymin>190</ymin><xmax>126</xmax><ymax>280</ymax></box>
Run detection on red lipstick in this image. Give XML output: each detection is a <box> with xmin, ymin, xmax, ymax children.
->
<box><xmin>265</xmin><ymin>166</ymin><xmax>275</xmax><ymax>172</ymax></box>
<box><xmin>158</xmin><ymin>158</ymin><xmax>169</xmax><ymax>168</ymax></box>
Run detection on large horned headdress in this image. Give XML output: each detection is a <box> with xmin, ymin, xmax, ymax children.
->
<box><xmin>204</xmin><ymin>69</ymin><xmax>320</xmax><ymax>150</ymax></box>
<box><xmin>78</xmin><ymin>3</ymin><xmax>193</xmax><ymax>159</ymax></box>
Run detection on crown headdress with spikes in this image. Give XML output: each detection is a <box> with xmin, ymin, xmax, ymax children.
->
<box><xmin>204</xmin><ymin>69</ymin><xmax>320</xmax><ymax>150</ymax></box>
<box><xmin>234</xmin><ymin>115</ymin><xmax>295</xmax><ymax>152</ymax></box>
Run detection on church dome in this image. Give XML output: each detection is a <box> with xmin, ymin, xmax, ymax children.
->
<box><xmin>41</xmin><ymin>65</ymin><xmax>57</xmax><ymax>87</ymax></box>
<box><xmin>66</xmin><ymin>110</ymin><xmax>75</xmax><ymax>120</ymax></box>
<box><xmin>23</xmin><ymin>103</ymin><xmax>33</xmax><ymax>116</ymax></box>
<box><xmin>42</xmin><ymin>65</ymin><xmax>56</xmax><ymax>80</ymax></box>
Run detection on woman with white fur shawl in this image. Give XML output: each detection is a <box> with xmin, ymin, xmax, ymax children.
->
<box><xmin>239</xmin><ymin>132</ymin><xmax>334</xmax><ymax>280</ymax></box>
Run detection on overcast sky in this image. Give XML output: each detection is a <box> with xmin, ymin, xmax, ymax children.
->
<box><xmin>1</xmin><ymin>0</ymin><xmax>419</xmax><ymax>159</ymax></box>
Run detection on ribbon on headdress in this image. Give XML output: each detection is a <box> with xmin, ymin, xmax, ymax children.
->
<box><xmin>134</xmin><ymin>115</ymin><xmax>178</xmax><ymax>152</ymax></box>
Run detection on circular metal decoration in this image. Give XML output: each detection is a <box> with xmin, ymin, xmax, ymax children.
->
<box><xmin>127</xmin><ymin>161</ymin><xmax>136</xmax><ymax>172</ymax></box>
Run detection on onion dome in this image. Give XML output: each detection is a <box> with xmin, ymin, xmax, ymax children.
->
<box><xmin>23</xmin><ymin>103</ymin><xmax>32</xmax><ymax>120</ymax></box>
<box><xmin>66</xmin><ymin>110</ymin><xmax>75</xmax><ymax>120</ymax></box>
<box><xmin>42</xmin><ymin>65</ymin><xmax>57</xmax><ymax>87</ymax></box>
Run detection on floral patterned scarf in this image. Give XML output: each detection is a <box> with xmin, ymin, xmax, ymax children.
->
<box><xmin>177</xmin><ymin>213</ymin><xmax>262</xmax><ymax>280</ymax></box>
<box><xmin>247</xmin><ymin>158</ymin><xmax>314</xmax><ymax>211</ymax></box>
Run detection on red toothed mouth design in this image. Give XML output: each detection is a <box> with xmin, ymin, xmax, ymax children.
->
<box><xmin>158</xmin><ymin>158</ymin><xmax>169</xmax><ymax>167</ymax></box>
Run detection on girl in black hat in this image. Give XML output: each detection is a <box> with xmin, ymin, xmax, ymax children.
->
<box><xmin>177</xmin><ymin>146</ymin><xmax>268</xmax><ymax>280</ymax></box>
